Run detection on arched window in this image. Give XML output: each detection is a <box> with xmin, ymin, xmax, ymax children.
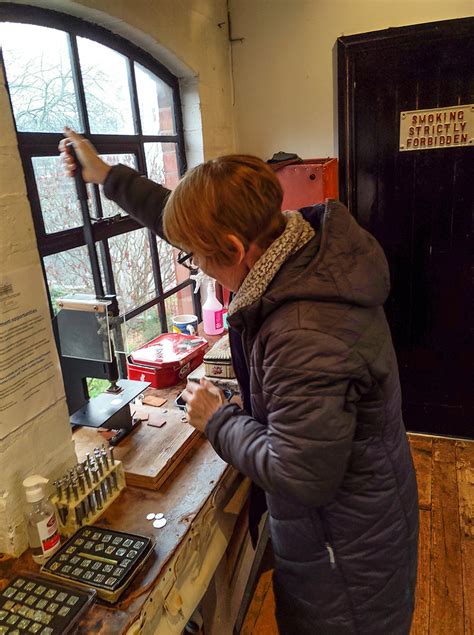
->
<box><xmin>0</xmin><ymin>5</ymin><xmax>197</xmax><ymax>377</ymax></box>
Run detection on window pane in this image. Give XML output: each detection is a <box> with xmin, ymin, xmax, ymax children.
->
<box><xmin>90</xmin><ymin>153</ymin><xmax>137</xmax><ymax>218</ymax></box>
<box><xmin>135</xmin><ymin>63</ymin><xmax>175</xmax><ymax>135</ymax></box>
<box><xmin>33</xmin><ymin>156</ymin><xmax>85</xmax><ymax>233</ymax></box>
<box><xmin>157</xmin><ymin>240</ymin><xmax>178</xmax><ymax>292</ymax></box>
<box><xmin>77</xmin><ymin>37</ymin><xmax>134</xmax><ymax>134</ymax></box>
<box><xmin>119</xmin><ymin>305</ymin><xmax>163</xmax><ymax>353</ymax></box>
<box><xmin>155</xmin><ymin>244</ymin><xmax>191</xmax><ymax>294</ymax></box>
<box><xmin>44</xmin><ymin>246</ymin><xmax>95</xmax><ymax>314</ymax></box>
<box><xmin>165</xmin><ymin>285</ymin><xmax>195</xmax><ymax>330</ymax></box>
<box><xmin>145</xmin><ymin>142</ymin><xmax>179</xmax><ymax>190</ymax></box>
<box><xmin>108</xmin><ymin>228</ymin><xmax>155</xmax><ymax>313</ymax></box>
<box><xmin>0</xmin><ymin>23</ymin><xmax>81</xmax><ymax>132</ymax></box>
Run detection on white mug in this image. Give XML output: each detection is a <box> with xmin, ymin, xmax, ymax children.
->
<box><xmin>172</xmin><ymin>314</ymin><xmax>198</xmax><ymax>335</ymax></box>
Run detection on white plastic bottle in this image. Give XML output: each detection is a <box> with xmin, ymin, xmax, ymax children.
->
<box><xmin>23</xmin><ymin>475</ymin><xmax>61</xmax><ymax>564</ymax></box>
<box><xmin>203</xmin><ymin>278</ymin><xmax>224</xmax><ymax>335</ymax></box>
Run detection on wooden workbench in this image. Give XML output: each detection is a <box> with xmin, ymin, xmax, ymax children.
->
<box><xmin>0</xmin><ymin>435</ymin><xmax>244</xmax><ymax>634</ymax></box>
<box><xmin>0</xmin><ymin>330</ymin><xmax>251</xmax><ymax>633</ymax></box>
<box><xmin>73</xmin><ymin>384</ymin><xmax>201</xmax><ymax>490</ymax></box>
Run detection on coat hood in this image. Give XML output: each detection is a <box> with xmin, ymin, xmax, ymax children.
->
<box><xmin>229</xmin><ymin>199</ymin><xmax>390</xmax><ymax>334</ymax></box>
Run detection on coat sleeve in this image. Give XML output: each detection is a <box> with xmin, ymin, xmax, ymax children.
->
<box><xmin>205</xmin><ymin>328</ymin><xmax>365</xmax><ymax>507</ymax></box>
<box><xmin>103</xmin><ymin>164</ymin><xmax>171</xmax><ymax>239</ymax></box>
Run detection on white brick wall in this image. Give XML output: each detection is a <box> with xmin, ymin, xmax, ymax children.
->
<box><xmin>0</xmin><ymin>65</ymin><xmax>76</xmax><ymax>556</ymax></box>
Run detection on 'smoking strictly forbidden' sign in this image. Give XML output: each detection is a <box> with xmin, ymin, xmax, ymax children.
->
<box><xmin>399</xmin><ymin>104</ymin><xmax>474</xmax><ymax>151</ymax></box>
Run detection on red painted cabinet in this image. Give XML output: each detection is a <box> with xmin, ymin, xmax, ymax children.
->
<box><xmin>275</xmin><ymin>158</ymin><xmax>338</xmax><ymax>210</ymax></box>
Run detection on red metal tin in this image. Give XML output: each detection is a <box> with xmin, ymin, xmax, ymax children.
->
<box><xmin>127</xmin><ymin>333</ymin><xmax>208</xmax><ymax>389</ymax></box>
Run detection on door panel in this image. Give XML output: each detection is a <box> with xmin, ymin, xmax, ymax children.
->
<box><xmin>338</xmin><ymin>18</ymin><xmax>474</xmax><ymax>437</ymax></box>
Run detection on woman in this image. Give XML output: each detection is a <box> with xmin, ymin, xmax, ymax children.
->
<box><xmin>61</xmin><ymin>130</ymin><xmax>419</xmax><ymax>634</ymax></box>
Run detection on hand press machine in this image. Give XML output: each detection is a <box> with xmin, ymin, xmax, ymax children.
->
<box><xmin>53</xmin><ymin>145</ymin><xmax>148</xmax><ymax>443</ymax></box>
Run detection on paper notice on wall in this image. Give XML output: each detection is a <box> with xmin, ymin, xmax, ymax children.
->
<box><xmin>0</xmin><ymin>265</ymin><xmax>64</xmax><ymax>438</ymax></box>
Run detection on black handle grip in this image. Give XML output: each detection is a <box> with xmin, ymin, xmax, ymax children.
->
<box><xmin>67</xmin><ymin>142</ymin><xmax>88</xmax><ymax>202</ymax></box>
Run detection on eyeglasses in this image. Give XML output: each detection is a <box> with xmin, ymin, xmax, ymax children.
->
<box><xmin>177</xmin><ymin>250</ymin><xmax>199</xmax><ymax>271</ymax></box>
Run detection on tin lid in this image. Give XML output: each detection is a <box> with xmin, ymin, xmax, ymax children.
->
<box><xmin>203</xmin><ymin>334</ymin><xmax>232</xmax><ymax>363</ymax></box>
<box><xmin>130</xmin><ymin>333</ymin><xmax>208</xmax><ymax>368</ymax></box>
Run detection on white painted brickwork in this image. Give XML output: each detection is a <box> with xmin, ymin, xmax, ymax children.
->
<box><xmin>0</xmin><ymin>65</ymin><xmax>76</xmax><ymax>556</ymax></box>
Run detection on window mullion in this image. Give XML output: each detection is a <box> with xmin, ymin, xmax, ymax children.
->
<box><xmin>192</xmin><ymin>287</ymin><xmax>202</xmax><ymax>323</ymax></box>
<box><xmin>98</xmin><ymin>239</ymin><xmax>128</xmax><ymax>375</ymax></box>
<box><xmin>91</xmin><ymin>183</ymin><xmax>104</xmax><ymax>219</ymax></box>
<box><xmin>141</xmin><ymin>135</ymin><xmax>179</xmax><ymax>143</ymax></box>
<box><xmin>136</xmin><ymin>138</ymin><xmax>168</xmax><ymax>332</ymax></box>
<box><xmin>37</xmin><ymin>215</ymin><xmax>144</xmax><ymax>257</ymax></box>
<box><xmin>172</xmin><ymin>85</ymin><xmax>187</xmax><ymax>176</ymax></box>
<box><xmin>98</xmin><ymin>239</ymin><xmax>116</xmax><ymax>296</ymax></box>
<box><xmin>127</xmin><ymin>58</ymin><xmax>143</xmax><ymax>137</ymax></box>
<box><xmin>133</xmin><ymin>137</ymin><xmax>168</xmax><ymax>331</ymax></box>
<box><xmin>84</xmin><ymin>227</ymin><xmax>105</xmax><ymax>297</ymax></box>
<box><xmin>148</xmin><ymin>232</ymin><xmax>168</xmax><ymax>333</ymax></box>
<box><xmin>18</xmin><ymin>150</ymin><xmax>48</xmax><ymax>239</ymax></box>
<box><xmin>158</xmin><ymin>300</ymin><xmax>167</xmax><ymax>333</ymax></box>
<box><xmin>16</xmin><ymin>132</ymin><xmax>179</xmax><ymax>146</ymax></box>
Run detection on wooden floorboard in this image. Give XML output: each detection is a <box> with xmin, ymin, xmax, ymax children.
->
<box><xmin>411</xmin><ymin>509</ymin><xmax>432</xmax><ymax>635</ymax></box>
<box><xmin>456</xmin><ymin>441</ymin><xmax>474</xmax><ymax>635</ymax></box>
<box><xmin>241</xmin><ymin>570</ymin><xmax>274</xmax><ymax>635</ymax></box>
<box><xmin>253</xmin><ymin>575</ymin><xmax>278</xmax><ymax>635</ymax></box>
<box><xmin>429</xmin><ymin>439</ymin><xmax>464</xmax><ymax>635</ymax></box>
<box><xmin>240</xmin><ymin>436</ymin><xmax>473</xmax><ymax>635</ymax></box>
<box><xmin>410</xmin><ymin>435</ymin><xmax>433</xmax><ymax>510</ymax></box>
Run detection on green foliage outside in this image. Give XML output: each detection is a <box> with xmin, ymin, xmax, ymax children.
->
<box><xmin>123</xmin><ymin>310</ymin><xmax>162</xmax><ymax>352</ymax></box>
<box><xmin>49</xmin><ymin>286</ymin><xmax>69</xmax><ymax>315</ymax></box>
<box><xmin>86</xmin><ymin>377</ymin><xmax>110</xmax><ymax>398</ymax></box>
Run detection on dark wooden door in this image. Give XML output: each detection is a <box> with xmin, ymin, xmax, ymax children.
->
<box><xmin>338</xmin><ymin>18</ymin><xmax>474</xmax><ymax>438</ymax></box>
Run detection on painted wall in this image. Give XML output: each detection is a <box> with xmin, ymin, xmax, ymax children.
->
<box><xmin>0</xmin><ymin>0</ymin><xmax>234</xmax><ymax>555</ymax></box>
<box><xmin>229</xmin><ymin>0</ymin><xmax>474</xmax><ymax>160</ymax></box>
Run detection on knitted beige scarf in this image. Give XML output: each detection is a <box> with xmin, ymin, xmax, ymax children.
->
<box><xmin>228</xmin><ymin>211</ymin><xmax>315</xmax><ymax>317</ymax></box>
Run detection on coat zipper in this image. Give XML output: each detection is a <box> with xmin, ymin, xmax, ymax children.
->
<box><xmin>318</xmin><ymin>509</ymin><xmax>337</xmax><ymax>569</ymax></box>
<box><xmin>325</xmin><ymin>542</ymin><xmax>336</xmax><ymax>569</ymax></box>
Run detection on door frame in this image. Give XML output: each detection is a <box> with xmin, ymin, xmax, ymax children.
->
<box><xmin>337</xmin><ymin>16</ymin><xmax>474</xmax><ymax>212</ymax></box>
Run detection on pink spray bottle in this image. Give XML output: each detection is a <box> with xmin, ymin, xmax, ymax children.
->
<box><xmin>202</xmin><ymin>277</ymin><xmax>224</xmax><ymax>336</ymax></box>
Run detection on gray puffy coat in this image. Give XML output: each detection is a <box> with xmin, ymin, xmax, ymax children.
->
<box><xmin>103</xmin><ymin>167</ymin><xmax>418</xmax><ymax>634</ymax></box>
<box><xmin>206</xmin><ymin>200</ymin><xmax>419</xmax><ymax>634</ymax></box>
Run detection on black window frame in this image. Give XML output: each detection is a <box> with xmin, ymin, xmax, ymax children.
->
<box><xmin>0</xmin><ymin>4</ymin><xmax>200</xmax><ymax>373</ymax></box>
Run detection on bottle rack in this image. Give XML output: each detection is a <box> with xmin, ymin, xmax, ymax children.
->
<box><xmin>52</xmin><ymin>446</ymin><xmax>126</xmax><ymax>537</ymax></box>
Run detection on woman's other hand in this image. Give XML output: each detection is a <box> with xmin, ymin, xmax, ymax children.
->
<box><xmin>59</xmin><ymin>127</ymin><xmax>111</xmax><ymax>185</ymax></box>
<box><xmin>181</xmin><ymin>378</ymin><xmax>227</xmax><ymax>433</ymax></box>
